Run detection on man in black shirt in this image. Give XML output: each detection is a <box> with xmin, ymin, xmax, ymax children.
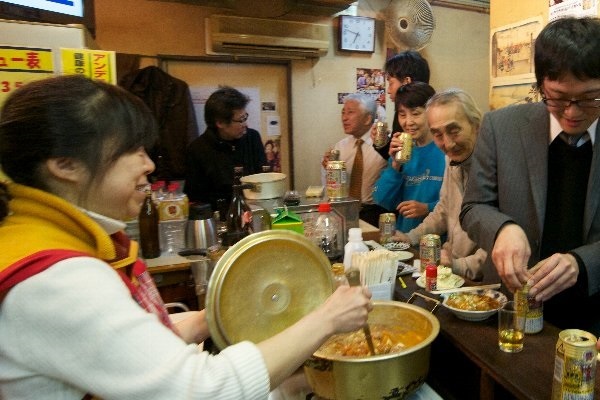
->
<box><xmin>373</xmin><ymin>50</ymin><xmax>431</xmax><ymax>160</ymax></box>
<box><xmin>184</xmin><ymin>86</ymin><xmax>266</xmax><ymax>213</ymax></box>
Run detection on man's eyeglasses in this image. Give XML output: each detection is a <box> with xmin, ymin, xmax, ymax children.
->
<box><xmin>542</xmin><ymin>96</ymin><xmax>600</xmax><ymax>109</ymax></box>
<box><xmin>231</xmin><ymin>113</ymin><xmax>249</xmax><ymax>124</ymax></box>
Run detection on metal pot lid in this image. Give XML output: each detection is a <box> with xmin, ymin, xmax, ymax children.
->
<box><xmin>206</xmin><ymin>230</ymin><xmax>334</xmax><ymax>349</ymax></box>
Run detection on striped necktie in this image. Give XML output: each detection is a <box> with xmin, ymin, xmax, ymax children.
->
<box><xmin>349</xmin><ymin>138</ymin><xmax>363</xmax><ymax>201</ymax></box>
<box><xmin>560</xmin><ymin>131</ymin><xmax>590</xmax><ymax>147</ymax></box>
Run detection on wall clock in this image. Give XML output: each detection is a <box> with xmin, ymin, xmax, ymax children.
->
<box><xmin>338</xmin><ymin>15</ymin><xmax>376</xmax><ymax>53</ymax></box>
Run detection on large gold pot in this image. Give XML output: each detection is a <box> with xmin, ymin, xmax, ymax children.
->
<box><xmin>304</xmin><ymin>300</ymin><xmax>440</xmax><ymax>400</ymax></box>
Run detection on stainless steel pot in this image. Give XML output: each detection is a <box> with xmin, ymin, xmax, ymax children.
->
<box><xmin>303</xmin><ymin>300</ymin><xmax>440</xmax><ymax>400</ymax></box>
<box><xmin>240</xmin><ymin>172</ymin><xmax>286</xmax><ymax>199</ymax></box>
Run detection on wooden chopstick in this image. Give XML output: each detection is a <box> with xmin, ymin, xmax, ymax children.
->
<box><xmin>430</xmin><ymin>283</ymin><xmax>501</xmax><ymax>295</ymax></box>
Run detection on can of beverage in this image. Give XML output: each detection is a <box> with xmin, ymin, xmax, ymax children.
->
<box><xmin>373</xmin><ymin>120</ymin><xmax>389</xmax><ymax>149</ymax></box>
<box><xmin>394</xmin><ymin>132</ymin><xmax>413</xmax><ymax>164</ymax></box>
<box><xmin>329</xmin><ymin>149</ymin><xmax>340</xmax><ymax>161</ymax></box>
<box><xmin>419</xmin><ymin>234</ymin><xmax>441</xmax><ymax>273</ymax></box>
<box><xmin>551</xmin><ymin>329</ymin><xmax>597</xmax><ymax>400</ymax></box>
<box><xmin>514</xmin><ymin>283</ymin><xmax>544</xmax><ymax>334</ymax></box>
<box><xmin>326</xmin><ymin>160</ymin><xmax>348</xmax><ymax>199</ymax></box>
<box><xmin>425</xmin><ymin>263</ymin><xmax>437</xmax><ymax>291</ymax></box>
<box><xmin>378</xmin><ymin>213</ymin><xmax>396</xmax><ymax>244</ymax></box>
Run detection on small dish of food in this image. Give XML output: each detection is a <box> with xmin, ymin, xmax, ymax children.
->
<box><xmin>383</xmin><ymin>242</ymin><xmax>410</xmax><ymax>251</ymax></box>
<box><xmin>442</xmin><ymin>289</ymin><xmax>508</xmax><ymax>321</ymax></box>
<box><xmin>416</xmin><ymin>265</ymin><xmax>464</xmax><ymax>290</ymax></box>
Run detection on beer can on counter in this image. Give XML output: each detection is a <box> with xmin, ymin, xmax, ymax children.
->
<box><xmin>326</xmin><ymin>160</ymin><xmax>348</xmax><ymax>199</ymax></box>
<box><xmin>419</xmin><ymin>234</ymin><xmax>441</xmax><ymax>273</ymax></box>
<box><xmin>551</xmin><ymin>329</ymin><xmax>597</xmax><ymax>400</ymax></box>
<box><xmin>394</xmin><ymin>132</ymin><xmax>413</xmax><ymax>164</ymax></box>
<box><xmin>373</xmin><ymin>120</ymin><xmax>389</xmax><ymax>149</ymax></box>
<box><xmin>378</xmin><ymin>213</ymin><xmax>396</xmax><ymax>244</ymax></box>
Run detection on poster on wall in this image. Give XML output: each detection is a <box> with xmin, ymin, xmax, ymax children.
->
<box><xmin>355</xmin><ymin>68</ymin><xmax>386</xmax><ymax>122</ymax></box>
<box><xmin>549</xmin><ymin>0</ymin><xmax>598</xmax><ymax>21</ymax></box>
<box><xmin>490</xmin><ymin>82</ymin><xmax>541</xmax><ymax>111</ymax></box>
<box><xmin>61</xmin><ymin>49</ymin><xmax>116</xmax><ymax>84</ymax></box>
<box><xmin>490</xmin><ymin>17</ymin><xmax>542</xmax><ymax>86</ymax></box>
<box><xmin>0</xmin><ymin>45</ymin><xmax>54</xmax><ymax>107</ymax></box>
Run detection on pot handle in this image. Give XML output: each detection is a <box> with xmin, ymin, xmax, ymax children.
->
<box><xmin>407</xmin><ymin>291</ymin><xmax>441</xmax><ymax>314</ymax></box>
<box><xmin>245</xmin><ymin>182</ymin><xmax>261</xmax><ymax>193</ymax></box>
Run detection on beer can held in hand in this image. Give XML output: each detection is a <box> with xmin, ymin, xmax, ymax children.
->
<box><xmin>394</xmin><ymin>132</ymin><xmax>413</xmax><ymax>164</ymax></box>
<box><xmin>373</xmin><ymin>120</ymin><xmax>389</xmax><ymax>149</ymax></box>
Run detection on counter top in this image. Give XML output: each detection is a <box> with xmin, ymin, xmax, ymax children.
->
<box><xmin>395</xmin><ymin>275</ymin><xmax>600</xmax><ymax>399</ymax></box>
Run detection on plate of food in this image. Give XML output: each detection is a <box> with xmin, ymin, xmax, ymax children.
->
<box><xmin>383</xmin><ymin>241</ymin><xmax>410</xmax><ymax>251</ymax></box>
<box><xmin>392</xmin><ymin>250</ymin><xmax>414</xmax><ymax>262</ymax></box>
<box><xmin>442</xmin><ymin>289</ymin><xmax>508</xmax><ymax>321</ymax></box>
<box><xmin>416</xmin><ymin>265</ymin><xmax>464</xmax><ymax>290</ymax></box>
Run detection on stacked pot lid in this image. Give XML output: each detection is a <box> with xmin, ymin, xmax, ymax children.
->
<box><xmin>206</xmin><ymin>230</ymin><xmax>334</xmax><ymax>349</ymax></box>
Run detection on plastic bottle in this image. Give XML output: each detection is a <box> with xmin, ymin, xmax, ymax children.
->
<box><xmin>223</xmin><ymin>166</ymin><xmax>253</xmax><ymax>246</ymax></box>
<box><xmin>331</xmin><ymin>263</ymin><xmax>349</xmax><ymax>288</ymax></box>
<box><xmin>313</xmin><ymin>202</ymin><xmax>343</xmax><ymax>262</ymax></box>
<box><xmin>343</xmin><ymin>227</ymin><xmax>369</xmax><ymax>271</ymax></box>
<box><xmin>158</xmin><ymin>182</ymin><xmax>188</xmax><ymax>255</ymax></box>
<box><xmin>138</xmin><ymin>187</ymin><xmax>161</xmax><ymax>259</ymax></box>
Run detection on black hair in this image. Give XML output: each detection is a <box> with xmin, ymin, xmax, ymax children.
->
<box><xmin>535</xmin><ymin>17</ymin><xmax>600</xmax><ymax>90</ymax></box>
<box><xmin>395</xmin><ymin>82</ymin><xmax>436</xmax><ymax>110</ymax></box>
<box><xmin>204</xmin><ymin>86</ymin><xmax>250</xmax><ymax>130</ymax></box>
<box><xmin>0</xmin><ymin>75</ymin><xmax>158</xmax><ymax>219</ymax></box>
<box><xmin>384</xmin><ymin>50</ymin><xmax>430</xmax><ymax>83</ymax></box>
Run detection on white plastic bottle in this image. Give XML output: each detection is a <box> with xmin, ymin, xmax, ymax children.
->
<box><xmin>343</xmin><ymin>227</ymin><xmax>369</xmax><ymax>271</ymax></box>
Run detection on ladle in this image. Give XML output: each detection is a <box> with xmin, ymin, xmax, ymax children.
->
<box><xmin>346</xmin><ymin>268</ymin><xmax>376</xmax><ymax>355</ymax></box>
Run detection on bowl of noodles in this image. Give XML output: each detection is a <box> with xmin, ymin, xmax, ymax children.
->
<box><xmin>442</xmin><ymin>289</ymin><xmax>508</xmax><ymax>322</ymax></box>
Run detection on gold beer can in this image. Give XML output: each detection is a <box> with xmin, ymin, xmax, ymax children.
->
<box><xmin>326</xmin><ymin>160</ymin><xmax>348</xmax><ymax>199</ymax></box>
<box><xmin>551</xmin><ymin>329</ymin><xmax>597</xmax><ymax>400</ymax></box>
<box><xmin>373</xmin><ymin>120</ymin><xmax>389</xmax><ymax>149</ymax></box>
<box><xmin>378</xmin><ymin>213</ymin><xmax>396</xmax><ymax>244</ymax></box>
<box><xmin>419</xmin><ymin>234</ymin><xmax>440</xmax><ymax>273</ymax></box>
<box><xmin>394</xmin><ymin>132</ymin><xmax>413</xmax><ymax>164</ymax></box>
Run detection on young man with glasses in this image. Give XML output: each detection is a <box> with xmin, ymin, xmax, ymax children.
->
<box><xmin>185</xmin><ymin>86</ymin><xmax>267</xmax><ymax>212</ymax></box>
<box><xmin>460</xmin><ymin>17</ymin><xmax>600</xmax><ymax>334</ymax></box>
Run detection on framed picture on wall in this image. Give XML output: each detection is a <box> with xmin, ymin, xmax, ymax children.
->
<box><xmin>490</xmin><ymin>17</ymin><xmax>542</xmax><ymax>86</ymax></box>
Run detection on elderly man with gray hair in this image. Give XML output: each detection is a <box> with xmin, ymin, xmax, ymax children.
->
<box><xmin>393</xmin><ymin>89</ymin><xmax>487</xmax><ymax>281</ymax></box>
<box><xmin>322</xmin><ymin>93</ymin><xmax>388</xmax><ymax>226</ymax></box>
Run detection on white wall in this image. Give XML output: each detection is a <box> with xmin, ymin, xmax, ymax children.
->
<box><xmin>290</xmin><ymin>3</ymin><xmax>490</xmax><ymax>190</ymax></box>
<box><xmin>94</xmin><ymin>0</ymin><xmax>490</xmax><ymax>192</ymax></box>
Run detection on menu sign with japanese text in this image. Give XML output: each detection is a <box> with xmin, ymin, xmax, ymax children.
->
<box><xmin>0</xmin><ymin>45</ymin><xmax>54</xmax><ymax>106</ymax></box>
<box><xmin>60</xmin><ymin>48</ymin><xmax>116</xmax><ymax>84</ymax></box>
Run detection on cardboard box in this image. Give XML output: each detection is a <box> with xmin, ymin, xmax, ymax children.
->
<box><xmin>271</xmin><ymin>208</ymin><xmax>304</xmax><ymax>234</ymax></box>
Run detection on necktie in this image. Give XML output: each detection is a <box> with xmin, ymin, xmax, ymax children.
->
<box><xmin>349</xmin><ymin>138</ymin><xmax>363</xmax><ymax>201</ymax></box>
<box><xmin>560</xmin><ymin>131</ymin><xmax>589</xmax><ymax>147</ymax></box>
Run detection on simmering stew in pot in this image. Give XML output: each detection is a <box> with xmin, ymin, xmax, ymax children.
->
<box><xmin>318</xmin><ymin>324</ymin><xmax>427</xmax><ymax>357</ymax></box>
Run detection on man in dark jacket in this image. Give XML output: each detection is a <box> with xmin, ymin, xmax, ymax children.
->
<box><xmin>184</xmin><ymin>86</ymin><xmax>266</xmax><ymax>213</ymax></box>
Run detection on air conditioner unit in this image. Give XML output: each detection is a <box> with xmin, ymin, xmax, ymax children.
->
<box><xmin>206</xmin><ymin>14</ymin><xmax>330</xmax><ymax>59</ymax></box>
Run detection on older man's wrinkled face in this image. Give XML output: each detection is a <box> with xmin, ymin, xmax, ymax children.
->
<box><xmin>428</xmin><ymin>101</ymin><xmax>478</xmax><ymax>163</ymax></box>
<box><xmin>341</xmin><ymin>100</ymin><xmax>373</xmax><ymax>138</ymax></box>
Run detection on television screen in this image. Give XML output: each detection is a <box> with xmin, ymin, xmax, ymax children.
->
<box><xmin>0</xmin><ymin>0</ymin><xmax>94</xmax><ymax>35</ymax></box>
<box><xmin>0</xmin><ymin>0</ymin><xmax>83</xmax><ymax>17</ymax></box>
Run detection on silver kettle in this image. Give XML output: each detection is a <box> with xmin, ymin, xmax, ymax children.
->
<box><xmin>185</xmin><ymin>203</ymin><xmax>218</xmax><ymax>250</ymax></box>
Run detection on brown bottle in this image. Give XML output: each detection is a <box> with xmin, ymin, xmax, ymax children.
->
<box><xmin>223</xmin><ymin>166</ymin><xmax>253</xmax><ymax>246</ymax></box>
<box><xmin>138</xmin><ymin>188</ymin><xmax>161</xmax><ymax>258</ymax></box>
